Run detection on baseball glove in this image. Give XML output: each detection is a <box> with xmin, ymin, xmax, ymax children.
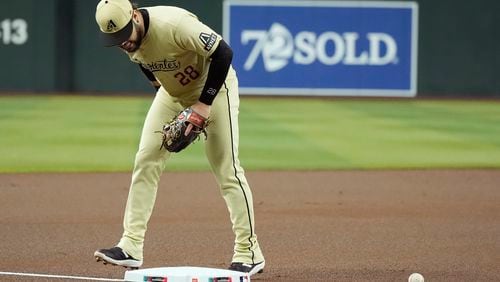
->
<box><xmin>157</xmin><ymin>107</ymin><xmax>208</xmax><ymax>153</ymax></box>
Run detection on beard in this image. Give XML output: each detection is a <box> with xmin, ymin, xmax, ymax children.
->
<box><xmin>120</xmin><ymin>21</ymin><xmax>144</xmax><ymax>53</ymax></box>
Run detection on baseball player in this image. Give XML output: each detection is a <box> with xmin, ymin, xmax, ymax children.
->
<box><xmin>93</xmin><ymin>0</ymin><xmax>265</xmax><ymax>275</ymax></box>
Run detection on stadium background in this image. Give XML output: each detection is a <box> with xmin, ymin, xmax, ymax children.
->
<box><xmin>1</xmin><ymin>0</ymin><xmax>499</xmax><ymax>97</ymax></box>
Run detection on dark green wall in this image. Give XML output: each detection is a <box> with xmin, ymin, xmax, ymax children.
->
<box><xmin>0</xmin><ymin>1</ymin><xmax>58</xmax><ymax>92</ymax></box>
<box><xmin>0</xmin><ymin>0</ymin><xmax>498</xmax><ymax>96</ymax></box>
<box><xmin>417</xmin><ymin>0</ymin><xmax>499</xmax><ymax>97</ymax></box>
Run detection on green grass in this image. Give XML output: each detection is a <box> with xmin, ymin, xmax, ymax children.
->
<box><xmin>1</xmin><ymin>95</ymin><xmax>500</xmax><ymax>172</ymax></box>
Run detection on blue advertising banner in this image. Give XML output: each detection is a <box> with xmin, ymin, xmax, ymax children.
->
<box><xmin>223</xmin><ymin>1</ymin><xmax>418</xmax><ymax>97</ymax></box>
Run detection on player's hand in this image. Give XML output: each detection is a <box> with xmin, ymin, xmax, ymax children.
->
<box><xmin>185</xmin><ymin>101</ymin><xmax>210</xmax><ymax>136</ymax></box>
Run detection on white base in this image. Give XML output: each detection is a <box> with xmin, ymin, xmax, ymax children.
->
<box><xmin>124</xmin><ymin>266</ymin><xmax>250</xmax><ymax>282</ymax></box>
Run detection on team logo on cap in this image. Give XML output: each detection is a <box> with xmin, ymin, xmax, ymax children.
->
<box><xmin>106</xmin><ymin>20</ymin><xmax>117</xmax><ymax>32</ymax></box>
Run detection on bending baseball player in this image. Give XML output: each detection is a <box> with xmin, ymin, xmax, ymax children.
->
<box><xmin>93</xmin><ymin>0</ymin><xmax>265</xmax><ymax>275</ymax></box>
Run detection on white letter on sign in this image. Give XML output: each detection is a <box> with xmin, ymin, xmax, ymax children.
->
<box><xmin>367</xmin><ymin>33</ymin><xmax>397</xmax><ymax>65</ymax></box>
<box><xmin>316</xmin><ymin>32</ymin><xmax>344</xmax><ymax>65</ymax></box>
<box><xmin>294</xmin><ymin>31</ymin><xmax>316</xmax><ymax>65</ymax></box>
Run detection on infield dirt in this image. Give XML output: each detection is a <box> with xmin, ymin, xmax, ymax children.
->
<box><xmin>0</xmin><ymin>170</ymin><xmax>499</xmax><ymax>281</ymax></box>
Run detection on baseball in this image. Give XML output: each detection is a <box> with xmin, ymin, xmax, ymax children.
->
<box><xmin>408</xmin><ymin>273</ymin><xmax>424</xmax><ymax>282</ymax></box>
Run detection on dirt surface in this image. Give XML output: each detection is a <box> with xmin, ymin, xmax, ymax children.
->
<box><xmin>0</xmin><ymin>170</ymin><xmax>499</xmax><ymax>281</ymax></box>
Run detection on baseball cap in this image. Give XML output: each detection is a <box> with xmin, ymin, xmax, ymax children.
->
<box><xmin>95</xmin><ymin>0</ymin><xmax>134</xmax><ymax>46</ymax></box>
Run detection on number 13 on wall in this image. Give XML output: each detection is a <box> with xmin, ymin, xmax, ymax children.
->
<box><xmin>0</xmin><ymin>19</ymin><xmax>28</xmax><ymax>45</ymax></box>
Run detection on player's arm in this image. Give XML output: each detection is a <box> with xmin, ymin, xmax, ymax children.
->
<box><xmin>181</xmin><ymin>40</ymin><xmax>231</xmax><ymax>137</ymax></box>
<box><xmin>198</xmin><ymin>39</ymin><xmax>233</xmax><ymax>105</ymax></box>
<box><xmin>172</xmin><ymin>14</ymin><xmax>233</xmax><ymax>117</ymax></box>
<box><xmin>138</xmin><ymin>64</ymin><xmax>161</xmax><ymax>91</ymax></box>
<box><xmin>189</xmin><ymin>40</ymin><xmax>232</xmax><ymax>120</ymax></box>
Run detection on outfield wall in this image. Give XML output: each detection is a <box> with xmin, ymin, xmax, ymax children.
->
<box><xmin>0</xmin><ymin>0</ymin><xmax>498</xmax><ymax>97</ymax></box>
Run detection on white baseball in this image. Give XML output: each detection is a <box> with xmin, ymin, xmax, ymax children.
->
<box><xmin>408</xmin><ymin>273</ymin><xmax>424</xmax><ymax>282</ymax></box>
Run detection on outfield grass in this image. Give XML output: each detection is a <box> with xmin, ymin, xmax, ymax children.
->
<box><xmin>0</xmin><ymin>95</ymin><xmax>499</xmax><ymax>172</ymax></box>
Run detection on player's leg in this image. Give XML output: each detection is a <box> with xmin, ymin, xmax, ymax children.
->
<box><xmin>95</xmin><ymin>88</ymin><xmax>182</xmax><ymax>267</ymax></box>
<box><xmin>204</xmin><ymin>72</ymin><xmax>265</xmax><ymax>274</ymax></box>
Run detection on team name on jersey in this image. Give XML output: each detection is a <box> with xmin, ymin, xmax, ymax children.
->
<box><xmin>144</xmin><ymin>59</ymin><xmax>180</xmax><ymax>72</ymax></box>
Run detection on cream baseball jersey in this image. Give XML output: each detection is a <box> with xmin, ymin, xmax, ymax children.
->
<box><xmin>127</xmin><ymin>6</ymin><xmax>222</xmax><ymax>99</ymax></box>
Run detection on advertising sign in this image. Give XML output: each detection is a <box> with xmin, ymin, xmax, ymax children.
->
<box><xmin>223</xmin><ymin>1</ymin><xmax>419</xmax><ymax>96</ymax></box>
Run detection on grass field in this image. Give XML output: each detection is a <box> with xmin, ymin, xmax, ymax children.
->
<box><xmin>0</xmin><ymin>95</ymin><xmax>499</xmax><ymax>172</ymax></box>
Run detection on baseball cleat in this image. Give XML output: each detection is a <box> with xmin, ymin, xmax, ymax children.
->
<box><xmin>228</xmin><ymin>261</ymin><xmax>265</xmax><ymax>275</ymax></box>
<box><xmin>94</xmin><ymin>246</ymin><xmax>142</xmax><ymax>269</ymax></box>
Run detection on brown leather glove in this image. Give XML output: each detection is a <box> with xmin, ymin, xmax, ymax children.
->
<box><xmin>158</xmin><ymin>107</ymin><xmax>208</xmax><ymax>153</ymax></box>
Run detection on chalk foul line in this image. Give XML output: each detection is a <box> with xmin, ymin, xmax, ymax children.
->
<box><xmin>0</xmin><ymin>271</ymin><xmax>124</xmax><ymax>281</ymax></box>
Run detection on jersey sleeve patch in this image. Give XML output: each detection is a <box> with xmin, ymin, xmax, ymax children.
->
<box><xmin>199</xmin><ymin>32</ymin><xmax>217</xmax><ymax>51</ymax></box>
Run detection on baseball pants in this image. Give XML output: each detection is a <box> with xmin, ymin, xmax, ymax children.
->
<box><xmin>116</xmin><ymin>73</ymin><xmax>264</xmax><ymax>265</ymax></box>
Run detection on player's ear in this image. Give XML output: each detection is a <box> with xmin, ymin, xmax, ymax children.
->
<box><xmin>132</xmin><ymin>11</ymin><xmax>140</xmax><ymax>24</ymax></box>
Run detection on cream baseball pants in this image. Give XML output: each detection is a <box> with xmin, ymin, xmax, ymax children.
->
<box><xmin>116</xmin><ymin>75</ymin><xmax>264</xmax><ymax>265</ymax></box>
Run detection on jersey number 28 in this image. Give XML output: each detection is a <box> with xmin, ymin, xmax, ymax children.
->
<box><xmin>174</xmin><ymin>65</ymin><xmax>199</xmax><ymax>86</ymax></box>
